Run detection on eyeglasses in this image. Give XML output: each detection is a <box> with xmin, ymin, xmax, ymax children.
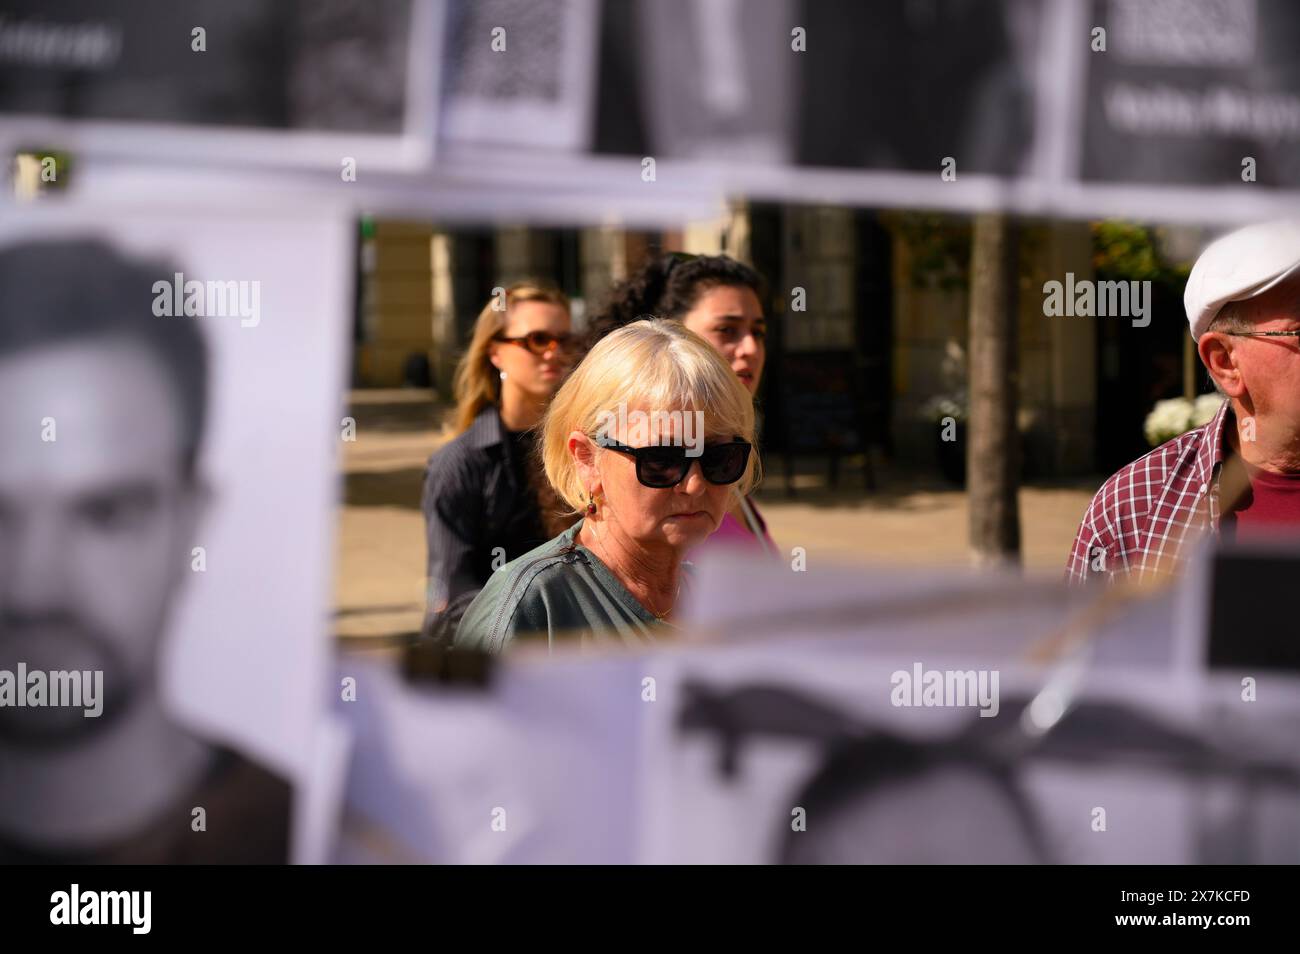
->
<box><xmin>599</xmin><ymin>439</ymin><xmax>752</xmax><ymax>488</ymax></box>
<box><xmin>494</xmin><ymin>331</ymin><xmax>579</xmax><ymax>355</ymax></box>
<box><xmin>1224</xmin><ymin>330</ymin><xmax>1300</xmax><ymax>341</ymax></box>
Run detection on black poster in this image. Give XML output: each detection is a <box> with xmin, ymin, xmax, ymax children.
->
<box><xmin>0</xmin><ymin>0</ymin><xmax>431</xmax><ymax>169</ymax></box>
<box><xmin>1082</xmin><ymin>0</ymin><xmax>1300</xmax><ymax>188</ymax></box>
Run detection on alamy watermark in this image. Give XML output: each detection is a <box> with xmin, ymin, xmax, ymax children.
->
<box><xmin>1043</xmin><ymin>273</ymin><xmax>1150</xmax><ymax>328</ymax></box>
<box><xmin>890</xmin><ymin>663</ymin><xmax>1000</xmax><ymax>717</ymax></box>
<box><xmin>151</xmin><ymin>272</ymin><xmax>261</xmax><ymax>328</ymax></box>
<box><xmin>50</xmin><ymin>884</ymin><xmax>150</xmax><ymax>934</ymax></box>
<box><xmin>594</xmin><ymin>402</ymin><xmax>705</xmax><ymax>456</ymax></box>
<box><xmin>0</xmin><ymin>663</ymin><xmax>103</xmax><ymax>718</ymax></box>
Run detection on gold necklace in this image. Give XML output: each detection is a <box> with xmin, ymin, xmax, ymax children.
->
<box><xmin>586</xmin><ymin>524</ymin><xmax>680</xmax><ymax>620</ymax></box>
<box><xmin>648</xmin><ymin>583</ymin><xmax>681</xmax><ymax>621</ymax></box>
<box><xmin>649</xmin><ymin>584</ymin><xmax>681</xmax><ymax>621</ymax></box>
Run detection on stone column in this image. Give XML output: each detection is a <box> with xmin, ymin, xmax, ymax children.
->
<box><xmin>359</xmin><ymin>220</ymin><xmax>434</xmax><ymax>387</ymax></box>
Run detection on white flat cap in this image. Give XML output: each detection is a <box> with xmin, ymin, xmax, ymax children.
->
<box><xmin>1184</xmin><ymin>220</ymin><xmax>1300</xmax><ymax>339</ymax></box>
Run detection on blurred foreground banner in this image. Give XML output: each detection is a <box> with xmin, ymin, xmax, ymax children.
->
<box><xmin>337</xmin><ymin>543</ymin><xmax>1300</xmax><ymax>864</ymax></box>
<box><xmin>1081</xmin><ymin>0</ymin><xmax>1300</xmax><ymax>188</ymax></box>
<box><xmin>0</xmin><ymin>0</ymin><xmax>439</xmax><ymax>170</ymax></box>
<box><xmin>4</xmin><ymin>1</ymin><xmax>1300</xmax><ymax>222</ymax></box>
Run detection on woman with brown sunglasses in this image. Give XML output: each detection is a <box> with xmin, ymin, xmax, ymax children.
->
<box><xmin>420</xmin><ymin>283</ymin><xmax>581</xmax><ymax>643</ymax></box>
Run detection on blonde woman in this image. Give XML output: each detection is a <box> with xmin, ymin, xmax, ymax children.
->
<box><xmin>587</xmin><ymin>253</ymin><xmax>776</xmax><ymax>555</ymax></box>
<box><xmin>455</xmin><ymin>320</ymin><xmax>758</xmax><ymax>653</ymax></box>
<box><xmin>421</xmin><ymin>283</ymin><xmax>579</xmax><ymax>641</ymax></box>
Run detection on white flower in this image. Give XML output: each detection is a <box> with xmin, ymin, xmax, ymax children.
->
<box><xmin>919</xmin><ymin>393</ymin><xmax>968</xmax><ymax>424</ymax></box>
<box><xmin>1191</xmin><ymin>393</ymin><xmax>1225</xmax><ymax>427</ymax></box>
<box><xmin>1143</xmin><ymin>393</ymin><xmax>1221</xmax><ymax>446</ymax></box>
<box><xmin>1143</xmin><ymin>397</ymin><xmax>1193</xmax><ymax>447</ymax></box>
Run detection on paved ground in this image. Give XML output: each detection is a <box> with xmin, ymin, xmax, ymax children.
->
<box><xmin>333</xmin><ymin>390</ymin><xmax>1098</xmax><ymax>640</ymax></box>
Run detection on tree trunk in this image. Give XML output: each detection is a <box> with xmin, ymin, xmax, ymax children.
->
<box><xmin>967</xmin><ymin>213</ymin><xmax>1022</xmax><ymax>565</ymax></box>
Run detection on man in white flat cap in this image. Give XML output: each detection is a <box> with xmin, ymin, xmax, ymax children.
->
<box><xmin>1067</xmin><ymin>220</ymin><xmax>1300</xmax><ymax>583</ymax></box>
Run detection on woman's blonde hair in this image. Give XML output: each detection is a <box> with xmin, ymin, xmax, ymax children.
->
<box><xmin>542</xmin><ymin>319</ymin><xmax>759</xmax><ymax>511</ymax></box>
<box><xmin>449</xmin><ymin>282</ymin><xmax>571</xmax><ymax>436</ymax></box>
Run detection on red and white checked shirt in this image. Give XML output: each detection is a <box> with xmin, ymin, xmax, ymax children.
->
<box><xmin>1066</xmin><ymin>399</ymin><xmax>1232</xmax><ymax>583</ymax></box>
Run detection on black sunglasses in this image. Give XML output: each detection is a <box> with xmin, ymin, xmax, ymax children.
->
<box><xmin>599</xmin><ymin>439</ymin><xmax>751</xmax><ymax>488</ymax></box>
<box><xmin>494</xmin><ymin>331</ymin><xmax>579</xmax><ymax>355</ymax></box>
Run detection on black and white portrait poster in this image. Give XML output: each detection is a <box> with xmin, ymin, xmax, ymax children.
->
<box><xmin>0</xmin><ymin>202</ymin><xmax>353</xmax><ymax>863</ymax></box>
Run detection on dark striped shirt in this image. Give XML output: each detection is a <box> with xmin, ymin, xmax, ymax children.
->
<box><xmin>421</xmin><ymin>406</ymin><xmax>551</xmax><ymax>641</ymax></box>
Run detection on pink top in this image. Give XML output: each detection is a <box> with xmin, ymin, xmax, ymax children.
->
<box><xmin>696</xmin><ymin>496</ymin><xmax>778</xmax><ymax>558</ymax></box>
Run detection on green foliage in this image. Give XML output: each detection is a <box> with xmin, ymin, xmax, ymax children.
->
<box><xmin>883</xmin><ymin>213</ymin><xmax>1051</xmax><ymax>292</ymax></box>
<box><xmin>1091</xmin><ymin>221</ymin><xmax>1191</xmax><ymax>286</ymax></box>
<box><xmin>883</xmin><ymin>211</ymin><xmax>972</xmax><ymax>291</ymax></box>
<box><xmin>883</xmin><ymin>215</ymin><xmax>1190</xmax><ymax>296</ymax></box>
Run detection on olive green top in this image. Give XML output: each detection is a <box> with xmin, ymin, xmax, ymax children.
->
<box><xmin>454</xmin><ymin>520</ymin><xmax>680</xmax><ymax>653</ymax></box>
